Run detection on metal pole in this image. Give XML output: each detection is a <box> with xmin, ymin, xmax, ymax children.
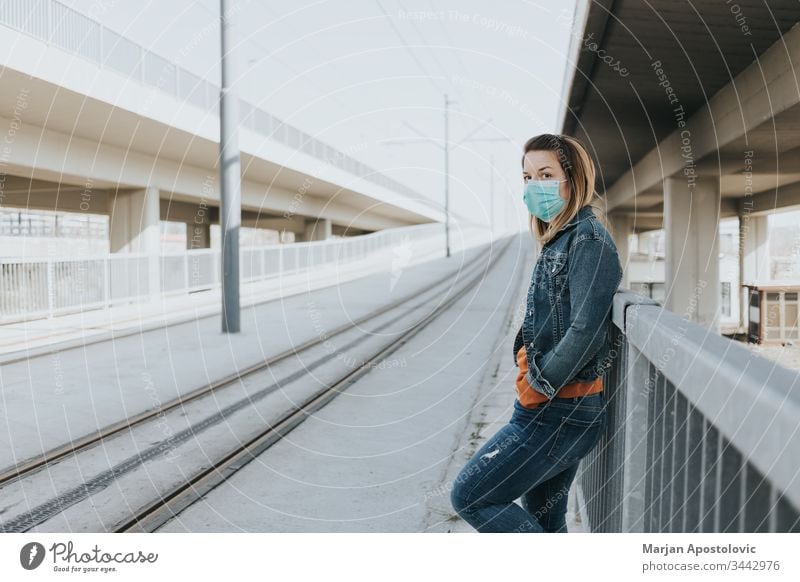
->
<box><xmin>489</xmin><ymin>153</ymin><xmax>494</xmax><ymax>239</ymax></box>
<box><xmin>220</xmin><ymin>0</ymin><xmax>240</xmax><ymax>333</ymax></box>
<box><xmin>444</xmin><ymin>94</ymin><xmax>450</xmax><ymax>258</ymax></box>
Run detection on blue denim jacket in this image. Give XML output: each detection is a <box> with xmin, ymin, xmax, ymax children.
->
<box><xmin>513</xmin><ymin>204</ymin><xmax>623</xmax><ymax>400</ymax></box>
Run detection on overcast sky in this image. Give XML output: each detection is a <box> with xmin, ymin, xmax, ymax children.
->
<box><xmin>62</xmin><ymin>0</ymin><xmax>578</xmax><ymax>231</ymax></box>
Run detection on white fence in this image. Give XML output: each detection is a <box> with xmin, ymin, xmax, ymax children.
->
<box><xmin>0</xmin><ymin>224</ymin><xmax>488</xmax><ymax>322</ymax></box>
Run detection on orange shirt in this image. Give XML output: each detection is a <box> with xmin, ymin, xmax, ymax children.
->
<box><xmin>515</xmin><ymin>345</ymin><xmax>602</xmax><ymax>409</ymax></box>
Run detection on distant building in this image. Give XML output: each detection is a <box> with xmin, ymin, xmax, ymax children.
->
<box><xmin>743</xmin><ymin>283</ymin><xmax>800</xmax><ymax>345</ymax></box>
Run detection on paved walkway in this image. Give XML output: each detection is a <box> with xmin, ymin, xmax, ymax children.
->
<box><xmin>154</xmin><ymin>232</ymin><xmax>586</xmax><ymax>533</ymax></box>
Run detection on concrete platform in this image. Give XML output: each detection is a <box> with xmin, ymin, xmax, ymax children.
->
<box><xmin>153</xmin><ymin>231</ymin><xmax>585</xmax><ymax>533</ymax></box>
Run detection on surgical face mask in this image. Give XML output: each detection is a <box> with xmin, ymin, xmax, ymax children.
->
<box><xmin>522</xmin><ymin>178</ymin><xmax>568</xmax><ymax>222</ymax></box>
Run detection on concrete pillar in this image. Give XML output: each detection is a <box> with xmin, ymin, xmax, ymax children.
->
<box><xmin>297</xmin><ymin>218</ymin><xmax>332</xmax><ymax>242</ymax></box>
<box><xmin>663</xmin><ymin>176</ymin><xmax>721</xmax><ymax>333</ymax></box>
<box><xmin>738</xmin><ymin>213</ymin><xmax>769</xmax><ymax>330</ymax></box>
<box><xmin>109</xmin><ymin>186</ymin><xmax>161</xmax><ymax>299</ymax></box>
<box><xmin>187</xmin><ymin>222</ymin><xmax>211</xmax><ymax>249</ymax></box>
<box><xmin>739</xmin><ymin>213</ymin><xmax>769</xmax><ymax>283</ymax></box>
<box><xmin>608</xmin><ymin>213</ymin><xmax>634</xmax><ymax>289</ymax></box>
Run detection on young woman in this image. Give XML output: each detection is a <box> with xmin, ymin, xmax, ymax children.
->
<box><xmin>450</xmin><ymin>133</ymin><xmax>623</xmax><ymax>533</ymax></box>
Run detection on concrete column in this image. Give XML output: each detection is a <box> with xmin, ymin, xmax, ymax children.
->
<box><xmin>738</xmin><ymin>213</ymin><xmax>769</xmax><ymax>283</ymax></box>
<box><xmin>297</xmin><ymin>218</ymin><xmax>332</xmax><ymax>242</ymax></box>
<box><xmin>187</xmin><ymin>222</ymin><xmax>211</xmax><ymax>249</ymax></box>
<box><xmin>608</xmin><ymin>213</ymin><xmax>634</xmax><ymax>289</ymax></box>
<box><xmin>663</xmin><ymin>176</ymin><xmax>721</xmax><ymax>333</ymax></box>
<box><xmin>738</xmin><ymin>213</ymin><xmax>769</xmax><ymax>330</ymax></box>
<box><xmin>109</xmin><ymin>186</ymin><xmax>161</xmax><ymax>299</ymax></box>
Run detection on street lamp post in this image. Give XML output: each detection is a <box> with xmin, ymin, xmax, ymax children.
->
<box><xmin>444</xmin><ymin>94</ymin><xmax>452</xmax><ymax>257</ymax></box>
<box><xmin>489</xmin><ymin>153</ymin><xmax>494</xmax><ymax>238</ymax></box>
<box><xmin>220</xmin><ymin>0</ymin><xmax>241</xmax><ymax>333</ymax></box>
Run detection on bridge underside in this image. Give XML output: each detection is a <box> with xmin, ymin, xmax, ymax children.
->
<box><xmin>0</xmin><ymin>24</ymin><xmax>449</xmax><ymax>250</ymax></box>
<box><xmin>562</xmin><ymin>0</ymin><xmax>800</xmax><ymax>333</ymax></box>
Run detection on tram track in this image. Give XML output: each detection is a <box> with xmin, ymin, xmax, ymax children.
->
<box><xmin>118</xmin><ymin>236</ymin><xmax>513</xmax><ymax>533</ymax></box>
<box><xmin>0</xmin><ymin>237</ymin><xmax>513</xmax><ymax>533</ymax></box>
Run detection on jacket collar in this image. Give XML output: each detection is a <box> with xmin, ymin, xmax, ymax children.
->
<box><xmin>545</xmin><ymin>205</ymin><xmax>594</xmax><ymax>246</ymax></box>
<box><xmin>559</xmin><ymin>204</ymin><xmax>594</xmax><ymax>232</ymax></box>
<box><xmin>544</xmin><ymin>204</ymin><xmax>594</xmax><ymax>247</ymax></box>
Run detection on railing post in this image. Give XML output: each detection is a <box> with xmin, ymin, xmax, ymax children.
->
<box><xmin>621</xmin><ymin>342</ymin><xmax>652</xmax><ymax>532</ymax></box>
<box><xmin>47</xmin><ymin>259</ymin><xmax>55</xmax><ymax>318</ymax></box>
<box><xmin>103</xmin><ymin>257</ymin><xmax>109</xmax><ymax>308</ymax></box>
<box><xmin>184</xmin><ymin>253</ymin><xmax>189</xmax><ymax>292</ymax></box>
<box><xmin>46</xmin><ymin>0</ymin><xmax>52</xmax><ymax>40</ymax></box>
<box><xmin>610</xmin><ymin>291</ymin><xmax>662</xmax><ymax>533</ymax></box>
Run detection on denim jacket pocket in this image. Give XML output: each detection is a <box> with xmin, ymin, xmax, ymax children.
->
<box><xmin>534</xmin><ymin>252</ymin><xmax>567</xmax><ymax>291</ymax></box>
<box><xmin>545</xmin><ymin>252</ymin><xmax>567</xmax><ymax>275</ymax></box>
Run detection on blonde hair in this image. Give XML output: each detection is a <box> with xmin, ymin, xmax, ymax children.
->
<box><xmin>522</xmin><ymin>134</ymin><xmax>610</xmax><ymax>246</ymax></box>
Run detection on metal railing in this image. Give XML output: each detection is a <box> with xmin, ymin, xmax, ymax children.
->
<box><xmin>0</xmin><ymin>223</ymin><xmax>486</xmax><ymax>321</ymax></box>
<box><xmin>0</xmin><ymin>0</ymin><xmax>425</xmax><ymax>204</ymax></box>
<box><xmin>577</xmin><ymin>290</ymin><xmax>800</xmax><ymax>532</ymax></box>
<box><xmin>0</xmin><ymin>211</ymin><xmax>107</xmax><ymax>238</ymax></box>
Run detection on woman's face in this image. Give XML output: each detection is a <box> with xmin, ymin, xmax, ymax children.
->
<box><xmin>522</xmin><ymin>150</ymin><xmax>569</xmax><ymax>201</ymax></box>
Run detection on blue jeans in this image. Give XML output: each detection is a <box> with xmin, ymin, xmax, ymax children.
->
<box><xmin>450</xmin><ymin>393</ymin><xmax>606</xmax><ymax>532</ymax></box>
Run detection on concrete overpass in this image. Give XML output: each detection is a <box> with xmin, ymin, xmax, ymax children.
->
<box><xmin>560</xmin><ymin>0</ymin><xmax>800</xmax><ymax>334</ymax></box>
<box><xmin>0</xmin><ymin>0</ymin><xmax>454</xmax><ymax>261</ymax></box>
